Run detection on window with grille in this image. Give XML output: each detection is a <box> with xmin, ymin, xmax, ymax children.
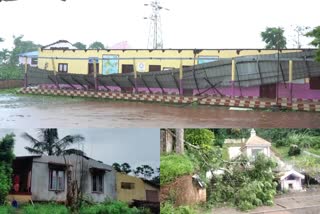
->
<box><xmin>49</xmin><ymin>169</ymin><xmax>64</xmax><ymax>191</ymax></box>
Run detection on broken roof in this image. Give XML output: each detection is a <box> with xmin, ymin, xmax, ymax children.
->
<box><xmin>280</xmin><ymin>169</ymin><xmax>305</xmax><ymax>180</ymax></box>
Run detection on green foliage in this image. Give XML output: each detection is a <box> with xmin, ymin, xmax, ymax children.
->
<box><xmin>10</xmin><ymin>35</ymin><xmax>41</xmax><ymax>65</ymax></box>
<box><xmin>306</xmin><ymin>26</ymin><xmax>320</xmax><ymax>62</ymax></box>
<box><xmin>134</xmin><ymin>165</ymin><xmax>155</xmax><ymax>180</ymax></box>
<box><xmin>261</xmin><ymin>27</ymin><xmax>287</xmax><ymax>49</ymax></box>
<box><xmin>208</xmin><ymin>154</ymin><xmax>277</xmax><ymax>211</ymax></box>
<box><xmin>160</xmin><ymin>202</ymin><xmax>196</xmax><ymax>214</ymax></box>
<box><xmin>160</xmin><ymin>154</ymin><xmax>194</xmax><ymax>186</ymax></box>
<box><xmin>22</xmin><ymin>203</ymin><xmax>69</xmax><ymax>214</ymax></box>
<box><xmin>0</xmin><ymin>65</ymin><xmax>23</xmax><ymax>80</ymax></box>
<box><xmin>0</xmin><ymin>206</ymin><xmax>14</xmax><ymax>214</ymax></box>
<box><xmin>22</xmin><ymin>129</ymin><xmax>85</xmax><ymax>156</ymax></box>
<box><xmin>185</xmin><ymin>129</ymin><xmax>214</xmax><ymax>153</ymax></box>
<box><xmin>73</xmin><ymin>42</ymin><xmax>87</xmax><ymax>49</ymax></box>
<box><xmin>0</xmin><ymin>134</ymin><xmax>15</xmax><ymax>205</ymax></box>
<box><xmin>80</xmin><ymin>201</ymin><xmax>141</xmax><ymax>214</ymax></box>
<box><xmin>88</xmin><ymin>41</ymin><xmax>105</xmax><ymax>49</ymax></box>
<box><xmin>288</xmin><ymin>145</ymin><xmax>301</xmax><ymax>156</ymax></box>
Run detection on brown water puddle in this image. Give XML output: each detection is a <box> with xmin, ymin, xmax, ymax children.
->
<box><xmin>0</xmin><ymin>94</ymin><xmax>319</xmax><ymax>128</ymax></box>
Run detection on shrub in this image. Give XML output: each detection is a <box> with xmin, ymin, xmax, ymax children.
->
<box><xmin>160</xmin><ymin>154</ymin><xmax>194</xmax><ymax>186</ymax></box>
<box><xmin>22</xmin><ymin>203</ymin><xmax>69</xmax><ymax>214</ymax></box>
<box><xmin>288</xmin><ymin>145</ymin><xmax>301</xmax><ymax>156</ymax></box>
<box><xmin>160</xmin><ymin>202</ymin><xmax>196</xmax><ymax>214</ymax></box>
<box><xmin>80</xmin><ymin>201</ymin><xmax>141</xmax><ymax>214</ymax></box>
<box><xmin>0</xmin><ymin>206</ymin><xmax>15</xmax><ymax>214</ymax></box>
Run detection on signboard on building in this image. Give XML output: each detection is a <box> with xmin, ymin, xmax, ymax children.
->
<box><xmin>102</xmin><ymin>55</ymin><xmax>119</xmax><ymax>75</ymax></box>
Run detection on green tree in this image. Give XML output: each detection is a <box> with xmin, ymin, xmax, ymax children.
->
<box><xmin>112</xmin><ymin>162</ymin><xmax>132</xmax><ymax>174</ymax></box>
<box><xmin>73</xmin><ymin>42</ymin><xmax>87</xmax><ymax>49</ymax></box>
<box><xmin>112</xmin><ymin>162</ymin><xmax>122</xmax><ymax>172</ymax></box>
<box><xmin>261</xmin><ymin>27</ymin><xmax>287</xmax><ymax>49</ymax></box>
<box><xmin>0</xmin><ymin>134</ymin><xmax>15</xmax><ymax>204</ymax></box>
<box><xmin>22</xmin><ymin>129</ymin><xmax>85</xmax><ymax>156</ymax></box>
<box><xmin>306</xmin><ymin>26</ymin><xmax>320</xmax><ymax>62</ymax></box>
<box><xmin>134</xmin><ymin>165</ymin><xmax>155</xmax><ymax>179</ymax></box>
<box><xmin>88</xmin><ymin>41</ymin><xmax>105</xmax><ymax>49</ymax></box>
<box><xmin>9</xmin><ymin>35</ymin><xmax>41</xmax><ymax>65</ymax></box>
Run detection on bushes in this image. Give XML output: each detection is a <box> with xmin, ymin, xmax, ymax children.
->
<box><xmin>0</xmin><ymin>134</ymin><xmax>15</xmax><ymax>205</ymax></box>
<box><xmin>288</xmin><ymin>145</ymin><xmax>301</xmax><ymax>156</ymax></box>
<box><xmin>0</xmin><ymin>206</ymin><xmax>14</xmax><ymax>214</ymax></box>
<box><xmin>160</xmin><ymin>154</ymin><xmax>194</xmax><ymax>186</ymax></box>
<box><xmin>80</xmin><ymin>201</ymin><xmax>143</xmax><ymax>214</ymax></box>
<box><xmin>160</xmin><ymin>202</ymin><xmax>196</xmax><ymax>214</ymax></box>
<box><xmin>208</xmin><ymin>154</ymin><xmax>277</xmax><ymax>211</ymax></box>
<box><xmin>22</xmin><ymin>203</ymin><xmax>69</xmax><ymax>214</ymax></box>
<box><xmin>0</xmin><ymin>65</ymin><xmax>23</xmax><ymax>80</ymax></box>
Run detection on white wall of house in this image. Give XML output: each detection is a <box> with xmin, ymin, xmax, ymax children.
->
<box><xmin>30</xmin><ymin>155</ymin><xmax>116</xmax><ymax>202</ymax></box>
<box><xmin>18</xmin><ymin>56</ymin><xmax>37</xmax><ymax>67</ymax></box>
<box><xmin>31</xmin><ymin>161</ymin><xmax>67</xmax><ymax>202</ymax></box>
<box><xmin>245</xmin><ymin>146</ymin><xmax>270</xmax><ymax>158</ymax></box>
<box><xmin>281</xmin><ymin>177</ymin><xmax>303</xmax><ymax>191</ymax></box>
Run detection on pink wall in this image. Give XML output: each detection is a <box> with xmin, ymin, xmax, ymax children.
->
<box><xmin>39</xmin><ymin>83</ymin><xmax>320</xmax><ymax>99</ymax></box>
<box><xmin>194</xmin><ymin>86</ymin><xmax>260</xmax><ymax>97</ymax></box>
<box><xmin>278</xmin><ymin>83</ymin><xmax>320</xmax><ymax>99</ymax></box>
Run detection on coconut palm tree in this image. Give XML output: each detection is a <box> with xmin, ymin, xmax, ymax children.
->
<box><xmin>22</xmin><ymin>129</ymin><xmax>85</xmax><ymax>156</ymax></box>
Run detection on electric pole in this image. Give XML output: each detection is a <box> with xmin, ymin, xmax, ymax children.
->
<box><xmin>144</xmin><ymin>0</ymin><xmax>169</xmax><ymax>49</ymax></box>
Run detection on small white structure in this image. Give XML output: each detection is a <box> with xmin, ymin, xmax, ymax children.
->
<box><xmin>18</xmin><ymin>51</ymin><xmax>38</xmax><ymax>67</ymax></box>
<box><xmin>242</xmin><ymin>129</ymin><xmax>271</xmax><ymax>159</ymax></box>
<box><xmin>280</xmin><ymin>169</ymin><xmax>305</xmax><ymax>191</ymax></box>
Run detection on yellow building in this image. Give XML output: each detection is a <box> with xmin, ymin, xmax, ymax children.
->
<box><xmin>37</xmin><ymin>47</ymin><xmax>300</xmax><ymax>75</ymax></box>
<box><xmin>116</xmin><ymin>172</ymin><xmax>159</xmax><ymax>203</ymax></box>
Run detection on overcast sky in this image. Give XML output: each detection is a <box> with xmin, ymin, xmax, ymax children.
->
<box><xmin>0</xmin><ymin>0</ymin><xmax>319</xmax><ymax>50</ymax></box>
<box><xmin>0</xmin><ymin>129</ymin><xmax>160</xmax><ymax>171</ymax></box>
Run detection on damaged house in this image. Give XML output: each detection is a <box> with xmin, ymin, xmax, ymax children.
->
<box><xmin>7</xmin><ymin>155</ymin><xmax>116</xmax><ymax>203</ymax></box>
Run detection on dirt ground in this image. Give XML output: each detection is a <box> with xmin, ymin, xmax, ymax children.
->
<box><xmin>0</xmin><ymin>93</ymin><xmax>320</xmax><ymax>128</ymax></box>
<box><xmin>211</xmin><ymin>190</ymin><xmax>320</xmax><ymax>214</ymax></box>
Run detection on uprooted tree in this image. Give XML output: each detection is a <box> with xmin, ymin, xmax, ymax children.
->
<box><xmin>0</xmin><ymin>134</ymin><xmax>15</xmax><ymax>205</ymax></box>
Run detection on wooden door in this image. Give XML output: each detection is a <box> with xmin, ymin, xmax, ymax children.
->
<box><xmin>149</xmin><ymin>65</ymin><xmax>161</xmax><ymax>72</ymax></box>
<box><xmin>310</xmin><ymin>77</ymin><xmax>320</xmax><ymax>89</ymax></box>
<box><xmin>88</xmin><ymin>63</ymin><xmax>99</xmax><ymax>75</ymax></box>
<box><xmin>122</xmin><ymin>64</ymin><xmax>134</xmax><ymax>73</ymax></box>
<box><xmin>260</xmin><ymin>84</ymin><xmax>276</xmax><ymax>99</ymax></box>
<box><xmin>146</xmin><ymin>190</ymin><xmax>159</xmax><ymax>202</ymax></box>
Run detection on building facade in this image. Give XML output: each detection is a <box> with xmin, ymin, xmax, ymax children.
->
<box><xmin>116</xmin><ymin>172</ymin><xmax>159</xmax><ymax>203</ymax></box>
<box><xmin>8</xmin><ymin>155</ymin><xmax>117</xmax><ymax>203</ymax></box>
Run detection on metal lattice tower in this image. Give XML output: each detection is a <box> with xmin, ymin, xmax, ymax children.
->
<box><xmin>144</xmin><ymin>0</ymin><xmax>169</xmax><ymax>49</ymax></box>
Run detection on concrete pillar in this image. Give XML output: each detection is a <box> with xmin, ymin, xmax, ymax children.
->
<box><xmin>231</xmin><ymin>59</ymin><xmax>236</xmax><ymax>98</ymax></box>
<box><xmin>93</xmin><ymin>59</ymin><xmax>98</xmax><ymax>91</ymax></box>
<box><xmin>133</xmin><ymin>58</ymin><xmax>138</xmax><ymax>93</ymax></box>
<box><xmin>289</xmin><ymin>60</ymin><xmax>293</xmax><ymax>104</ymax></box>
<box><xmin>179</xmin><ymin>59</ymin><xmax>183</xmax><ymax>95</ymax></box>
<box><xmin>51</xmin><ymin>58</ymin><xmax>59</xmax><ymax>89</ymax></box>
<box><xmin>24</xmin><ymin>57</ymin><xmax>28</xmax><ymax>88</ymax></box>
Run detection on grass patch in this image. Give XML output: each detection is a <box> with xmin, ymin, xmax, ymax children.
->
<box><xmin>21</xmin><ymin>203</ymin><xmax>69</xmax><ymax>214</ymax></box>
<box><xmin>0</xmin><ymin>206</ymin><xmax>14</xmax><ymax>214</ymax></box>
<box><xmin>306</xmin><ymin>148</ymin><xmax>320</xmax><ymax>156</ymax></box>
<box><xmin>271</xmin><ymin>146</ymin><xmax>290</xmax><ymax>160</ymax></box>
<box><xmin>160</xmin><ymin>154</ymin><xmax>194</xmax><ymax>186</ymax></box>
<box><xmin>79</xmin><ymin>201</ymin><xmax>144</xmax><ymax>214</ymax></box>
<box><xmin>0</xmin><ymin>88</ymin><xmax>21</xmax><ymax>94</ymax></box>
<box><xmin>160</xmin><ymin>202</ymin><xmax>197</xmax><ymax>214</ymax></box>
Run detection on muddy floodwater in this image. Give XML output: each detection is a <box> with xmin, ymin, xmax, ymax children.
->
<box><xmin>0</xmin><ymin>94</ymin><xmax>319</xmax><ymax>128</ymax></box>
